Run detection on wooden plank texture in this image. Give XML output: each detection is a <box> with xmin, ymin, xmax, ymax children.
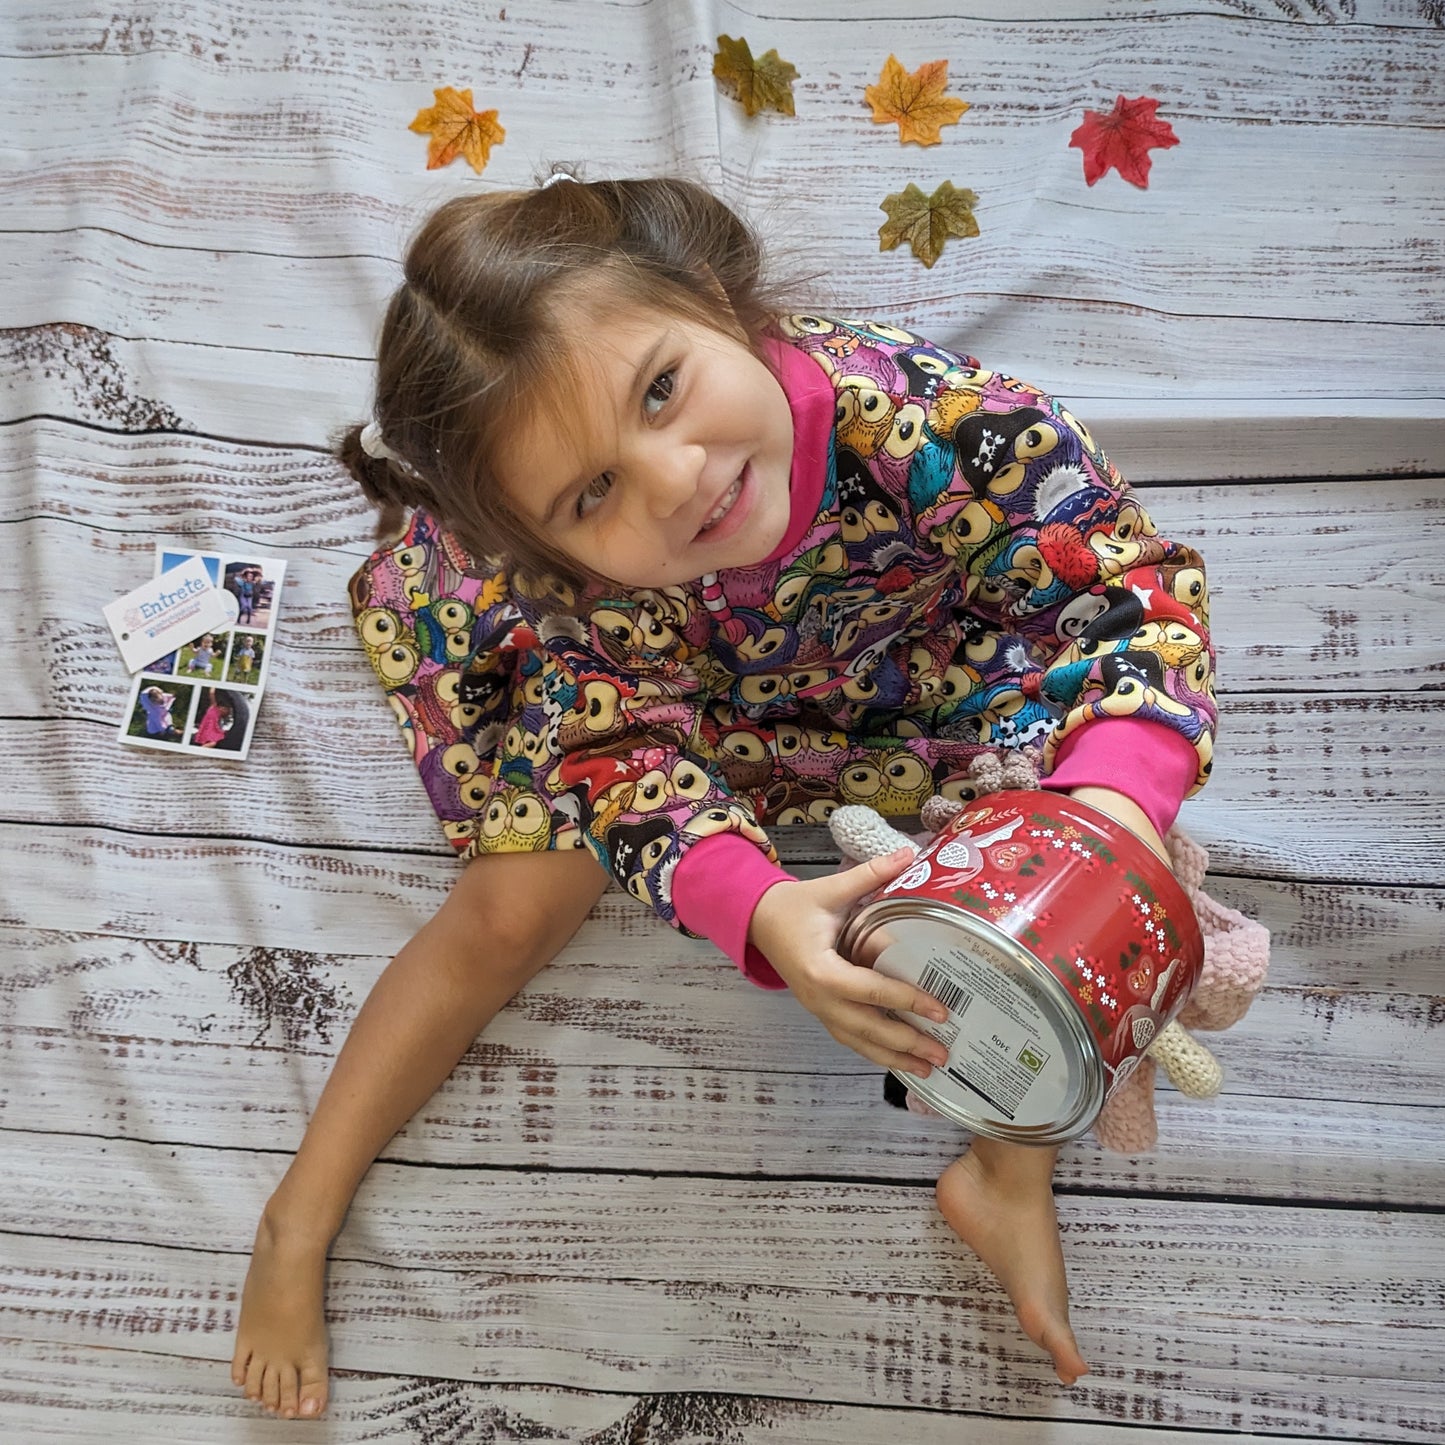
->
<box><xmin>4</xmin><ymin>119</ymin><xmax>1440</xmax><ymax>326</ymax></box>
<box><xmin>4</xmin><ymin>230</ymin><xmax>1442</xmax><ymax>423</ymax></box>
<box><xmin>0</xmin><ymin>913</ymin><xmax>1438</xmax><ymax>1103</ymax></box>
<box><xmin>2</xmin><ymin>0</ymin><xmax>1442</xmax><ymax>1438</ymax></box>
<box><xmin>3</xmin><ymin>328</ymin><xmax>1441</xmax><ymax>478</ymax></box>
<box><xmin>3</xmin><ymin>823</ymin><xmax>1438</xmax><ymax>974</ymax></box>
<box><xmin>5</xmin><ymin>462</ymin><xmax>1443</xmax><ymax>688</ymax></box>
<box><xmin>1</xmin><ymin>1220</ymin><xmax>1441</xmax><ymax>1438</ymax></box>
<box><xmin>2</xmin><ymin>697</ymin><xmax>1438</xmax><ymax>881</ymax></box>
<box><xmin>0</xmin><ymin>1334</ymin><xmax>1372</xmax><ymax>1445</ymax></box>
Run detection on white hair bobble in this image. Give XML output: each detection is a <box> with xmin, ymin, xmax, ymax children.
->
<box><xmin>359</xmin><ymin>419</ymin><xmax>422</xmax><ymax>478</ymax></box>
<box><xmin>358</xmin><ymin>420</ymin><xmax>393</xmax><ymax>460</ymax></box>
<box><xmin>541</xmin><ymin>169</ymin><xmax>578</xmax><ymax>189</ymax></box>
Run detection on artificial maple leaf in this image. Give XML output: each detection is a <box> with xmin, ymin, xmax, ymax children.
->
<box><xmin>865</xmin><ymin>55</ymin><xmax>969</xmax><ymax>146</ymax></box>
<box><xmin>878</xmin><ymin>181</ymin><xmax>980</xmax><ymax>268</ymax></box>
<box><xmin>409</xmin><ymin>87</ymin><xmax>506</xmax><ymax>173</ymax></box>
<box><xmin>1069</xmin><ymin>95</ymin><xmax>1178</xmax><ymax>188</ymax></box>
<box><xmin>713</xmin><ymin>34</ymin><xmax>798</xmax><ymax>117</ymax></box>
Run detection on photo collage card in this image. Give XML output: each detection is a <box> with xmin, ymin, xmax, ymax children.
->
<box><xmin>119</xmin><ymin>547</ymin><xmax>286</xmax><ymax>760</ymax></box>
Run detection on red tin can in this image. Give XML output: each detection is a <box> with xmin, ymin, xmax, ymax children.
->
<box><xmin>838</xmin><ymin>790</ymin><xmax>1204</xmax><ymax>1144</ymax></box>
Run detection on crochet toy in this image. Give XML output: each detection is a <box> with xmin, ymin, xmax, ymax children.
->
<box><xmin>828</xmin><ymin>751</ymin><xmax>1270</xmax><ymax>1153</ymax></box>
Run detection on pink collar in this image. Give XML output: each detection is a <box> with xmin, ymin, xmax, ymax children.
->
<box><xmin>759</xmin><ymin>337</ymin><xmax>833</xmax><ymax>563</ymax></box>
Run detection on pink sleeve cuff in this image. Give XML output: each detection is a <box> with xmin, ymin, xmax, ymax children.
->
<box><xmin>1041</xmin><ymin>719</ymin><xmax>1199</xmax><ymax>837</ymax></box>
<box><xmin>672</xmin><ymin>833</ymin><xmax>792</xmax><ymax>990</ymax></box>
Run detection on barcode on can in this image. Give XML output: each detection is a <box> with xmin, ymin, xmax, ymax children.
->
<box><xmin>919</xmin><ymin>964</ymin><xmax>971</xmax><ymax>1017</ymax></box>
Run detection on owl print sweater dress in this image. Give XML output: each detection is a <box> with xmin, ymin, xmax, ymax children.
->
<box><xmin>349</xmin><ymin>317</ymin><xmax>1215</xmax><ymax>987</ymax></box>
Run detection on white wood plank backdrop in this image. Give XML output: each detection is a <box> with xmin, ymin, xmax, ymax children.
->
<box><xmin>1</xmin><ymin>1</ymin><xmax>1442</xmax><ymax>1440</ymax></box>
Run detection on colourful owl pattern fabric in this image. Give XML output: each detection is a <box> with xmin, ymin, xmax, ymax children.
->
<box><xmin>348</xmin><ymin>316</ymin><xmax>1216</xmax><ymax>934</ymax></box>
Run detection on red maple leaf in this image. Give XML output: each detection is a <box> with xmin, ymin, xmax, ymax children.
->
<box><xmin>1069</xmin><ymin>95</ymin><xmax>1179</xmax><ymax>188</ymax></box>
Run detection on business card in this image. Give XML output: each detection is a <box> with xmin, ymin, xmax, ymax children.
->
<box><xmin>103</xmin><ymin>556</ymin><xmax>238</xmax><ymax>674</ymax></box>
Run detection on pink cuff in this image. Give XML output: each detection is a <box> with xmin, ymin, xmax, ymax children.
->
<box><xmin>1041</xmin><ymin>719</ymin><xmax>1199</xmax><ymax>837</ymax></box>
<box><xmin>672</xmin><ymin>833</ymin><xmax>792</xmax><ymax>990</ymax></box>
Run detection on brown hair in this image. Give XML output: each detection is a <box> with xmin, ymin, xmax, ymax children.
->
<box><xmin>338</xmin><ymin>171</ymin><xmax>795</xmax><ymax>590</ymax></box>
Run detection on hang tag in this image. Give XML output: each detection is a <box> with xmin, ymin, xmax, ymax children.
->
<box><xmin>104</xmin><ymin>556</ymin><xmax>238</xmax><ymax>673</ymax></box>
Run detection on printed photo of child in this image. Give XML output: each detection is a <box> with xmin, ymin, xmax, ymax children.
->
<box><xmin>180</xmin><ymin>633</ymin><xmax>225</xmax><ymax>680</ymax></box>
<box><xmin>225</xmin><ymin>562</ymin><xmax>277</xmax><ymax>630</ymax></box>
<box><xmin>226</xmin><ymin>631</ymin><xmax>264</xmax><ymax>683</ymax></box>
<box><xmin>187</xmin><ymin>686</ymin><xmax>252</xmax><ymax>754</ymax></box>
<box><xmin>225</xmin><ymin>563</ymin><xmax>258</xmax><ymax>627</ymax></box>
<box><xmin>126</xmin><ymin>678</ymin><xmax>195</xmax><ymax>746</ymax></box>
<box><xmin>122</xmin><ymin>548</ymin><xmax>283</xmax><ymax>761</ymax></box>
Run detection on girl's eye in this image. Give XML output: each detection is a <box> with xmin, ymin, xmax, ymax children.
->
<box><xmin>643</xmin><ymin>369</ymin><xmax>676</xmax><ymax>417</ymax></box>
<box><xmin>576</xmin><ymin>472</ymin><xmax>614</xmax><ymax>520</ymax></box>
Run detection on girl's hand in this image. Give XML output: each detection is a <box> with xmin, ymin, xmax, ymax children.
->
<box><xmin>747</xmin><ymin>848</ymin><xmax>954</xmax><ymax>1078</ymax></box>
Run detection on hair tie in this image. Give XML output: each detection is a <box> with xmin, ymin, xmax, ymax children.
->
<box><xmin>540</xmin><ymin>169</ymin><xmax>578</xmax><ymax>189</ymax></box>
<box><xmin>359</xmin><ymin>420</ymin><xmax>397</xmax><ymax>461</ymax></box>
<box><xmin>359</xmin><ymin>419</ymin><xmax>424</xmax><ymax>481</ymax></box>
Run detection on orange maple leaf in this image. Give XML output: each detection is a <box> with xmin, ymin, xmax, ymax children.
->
<box><xmin>409</xmin><ymin>87</ymin><xmax>506</xmax><ymax>173</ymax></box>
<box><xmin>865</xmin><ymin>55</ymin><xmax>969</xmax><ymax>146</ymax></box>
<box><xmin>713</xmin><ymin>34</ymin><xmax>799</xmax><ymax>117</ymax></box>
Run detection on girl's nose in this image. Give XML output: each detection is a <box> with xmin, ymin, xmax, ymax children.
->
<box><xmin>640</xmin><ymin>443</ymin><xmax>707</xmax><ymax>518</ymax></box>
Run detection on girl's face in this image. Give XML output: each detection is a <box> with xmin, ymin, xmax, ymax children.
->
<box><xmin>497</xmin><ymin>296</ymin><xmax>795</xmax><ymax>589</ymax></box>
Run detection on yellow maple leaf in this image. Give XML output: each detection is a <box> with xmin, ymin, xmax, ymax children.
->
<box><xmin>409</xmin><ymin>87</ymin><xmax>505</xmax><ymax>173</ymax></box>
<box><xmin>878</xmin><ymin>181</ymin><xmax>980</xmax><ymax>268</ymax></box>
<box><xmin>865</xmin><ymin>55</ymin><xmax>969</xmax><ymax>146</ymax></box>
<box><xmin>713</xmin><ymin>34</ymin><xmax>799</xmax><ymax>117</ymax></box>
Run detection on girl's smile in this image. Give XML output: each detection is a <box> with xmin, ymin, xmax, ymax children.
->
<box><xmin>498</xmin><ymin>298</ymin><xmax>795</xmax><ymax>588</ymax></box>
<box><xmin>694</xmin><ymin>461</ymin><xmax>753</xmax><ymax>540</ymax></box>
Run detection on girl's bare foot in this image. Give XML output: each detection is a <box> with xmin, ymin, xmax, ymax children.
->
<box><xmin>935</xmin><ymin>1143</ymin><xmax>1090</xmax><ymax>1386</ymax></box>
<box><xmin>231</xmin><ymin>1208</ymin><xmax>332</xmax><ymax>1419</ymax></box>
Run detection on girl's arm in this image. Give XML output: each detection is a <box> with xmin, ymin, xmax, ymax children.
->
<box><xmin>842</xmin><ymin>324</ymin><xmax>1217</xmax><ymax>817</ymax></box>
<box><xmin>1060</xmin><ymin>784</ymin><xmax>1169</xmax><ymax>862</ymax></box>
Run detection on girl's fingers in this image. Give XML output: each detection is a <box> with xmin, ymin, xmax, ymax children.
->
<box><xmin>815</xmin><ymin>846</ymin><xmax>916</xmax><ymax>907</ymax></box>
<box><xmin>844</xmin><ymin>1037</ymin><xmax>945</xmax><ymax>1079</ymax></box>
<box><xmin>829</xmin><ymin>957</ymin><xmax>951</xmax><ymax>1025</ymax></box>
<box><xmin>881</xmin><ymin>1023</ymin><xmax>951</xmax><ymax>1071</ymax></box>
<box><xmin>829</xmin><ymin>1001</ymin><xmax>951</xmax><ymax>1071</ymax></box>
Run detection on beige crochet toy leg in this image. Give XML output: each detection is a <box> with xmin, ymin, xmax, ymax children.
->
<box><xmin>1091</xmin><ymin>826</ymin><xmax>1269</xmax><ymax>1151</ymax></box>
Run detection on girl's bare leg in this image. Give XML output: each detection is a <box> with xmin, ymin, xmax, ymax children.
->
<box><xmin>935</xmin><ymin>1137</ymin><xmax>1090</xmax><ymax>1386</ymax></box>
<box><xmin>230</xmin><ymin>848</ymin><xmax>609</xmax><ymax>1420</ymax></box>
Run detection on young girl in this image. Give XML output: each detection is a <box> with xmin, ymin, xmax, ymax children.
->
<box><xmin>193</xmin><ymin>687</ymin><xmax>234</xmax><ymax>747</ymax></box>
<box><xmin>140</xmin><ymin>684</ymin><xmax>179</xmax><ymax>739</ymax></box>
<box><xmin>233</xmin><ymin>569</ymin><xmax>255</xmax><ymax>625</ymax></box>
<box><xmin>233</xmin><ymin>634</ymin><xmax>257</xmax><ymax>679</ymax></box>
<box><xmin>232</xmin><ymin>172</ymin><xmax>1214</xmax><ymax>1420</ymax></box>
<box><xmin>184</xmin><ymin>634</ymin><xmax>217</xmax><ymax>674</ymax></box>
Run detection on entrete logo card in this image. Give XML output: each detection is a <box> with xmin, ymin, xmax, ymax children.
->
<box><xmin>103</xmin><ymin>555</ymin><xmax>238</xmax><ymax>674</ymax></box>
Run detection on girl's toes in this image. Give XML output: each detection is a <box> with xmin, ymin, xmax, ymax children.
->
<box><xmin>299</xmin><ymin>1381</ymin><xmax>328</xmax><ymax>1417</ymax></box>
<box><xmin>262</xmin><ymin>1362</ymin><xmax>281</xmax><ymax>1414</ymax></box>
<box><xmin>278</xmin><ymin>1364</ymin><xmax>301</xmax><ymax>1419</ymax></box>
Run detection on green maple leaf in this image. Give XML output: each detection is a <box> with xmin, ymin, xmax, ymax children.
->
<box><xmin>713</xmin><ymin>34</ymin><xmax>799</xmax><ymax>117</ymax></box>
<box><xmin>878</xmin><ymin>181</ymin><xmax>980</xmax><ymax>268</ymax></box>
